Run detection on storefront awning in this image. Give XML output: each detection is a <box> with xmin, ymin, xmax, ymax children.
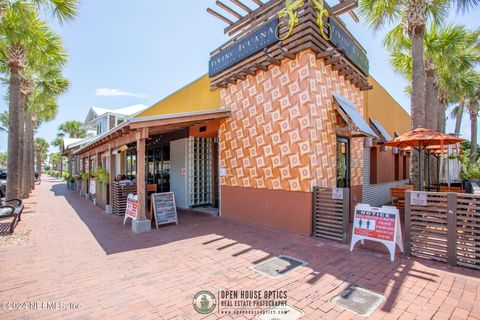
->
<box><xmin>333</xmin><ymin>93</ymin><xmax>377</xmax><ymax>138</ymax></box>
<box><xmin>369</xmin><ymin>118</ymin><xmax>392</xmax><ymax>141</ymax></box>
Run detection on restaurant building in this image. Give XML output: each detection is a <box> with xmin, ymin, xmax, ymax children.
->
<box><xmin>68</xmin><ymin>0</ymin><xmax>410</xmax><ymax>235</ymax></box>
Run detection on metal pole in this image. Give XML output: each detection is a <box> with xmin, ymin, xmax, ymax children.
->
<box><xmin>418</xmin><ymin>145</ymin><xmax>423</xmax><ymax>191</ymax></box>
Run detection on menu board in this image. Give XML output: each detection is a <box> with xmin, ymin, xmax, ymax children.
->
<box><xmin>350</xmin><ymin>204</ymin><xmax>404</xmax><ymax>261</ymax></box>
<box><xmin>151</xmin><ymin>192</ymin><xmax>178</xmax><ymax>229</ymax></box>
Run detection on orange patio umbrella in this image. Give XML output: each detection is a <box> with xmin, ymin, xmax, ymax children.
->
<box><xmin>385</xmin><ymin>128</ymin><xmax>464</xmax><ymax>190</ymax></box>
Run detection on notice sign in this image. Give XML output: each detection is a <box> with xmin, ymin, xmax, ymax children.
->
<box><xmin>350</xmin><ymin>204</ymin><xmax>404</xmax><ymax>261</ymax></box>
<box><xmin>123</xmin><ymin>194</ymin><xmax>138</xmax><ymax>225</ymax></box>
<box><xmin>151</xmin><ymin>192</ymin><xmax>178</xmax><ymax>229</ymax></box>
<box><xmin>332</xmin><ymin>188</ymin><xmax>344</xmax><ymax>200</ymax></box>
<box><xmin>411</xmin><ymin>191</ymin><xmax>427</xmax><ymax>206</ymax></box>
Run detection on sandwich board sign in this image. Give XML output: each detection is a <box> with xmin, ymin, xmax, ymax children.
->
<box><xmin>151</xmin><ymin>192</ymin><xmax>178</xmax><ymax>229</ymax></box>
<box><xmin>350</xmin><ymin>204</ymin><xmax>404</xmax><ymax>261</ymax></box>
<box><xmin>123</xmin><ymin>194</ymin><xmax>138</xmax><ymax>225</ymax></box>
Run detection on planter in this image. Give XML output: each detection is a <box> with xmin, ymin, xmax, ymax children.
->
<box><xmin>68</xmin><ymin>181</ymin><xmax>75</xmax><ymax>190</ymax></box>
<box><xmin>75</xmin><ymin>180</ymin><xmax>82</xmax><ymax>192</ymax></box>
<box><xmin>95</xmin><ymin>182</ymin><xmax>109</xmax><ymax>210</ymax></box>
<box><xmin>80</xmin><ymin>180</ymin><xmax>87</xmax><ymax>196</ymax></box>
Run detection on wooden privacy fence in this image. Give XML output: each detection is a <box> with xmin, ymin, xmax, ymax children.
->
<box><xmin>312</xmin><ymin>187</ymin><xmax>350</xmax><ymax>243</ymax></box>
<box><xmin>405</xmin><ymin>191</ymin><xmax>480</xmax><ymax>270</ymax></box>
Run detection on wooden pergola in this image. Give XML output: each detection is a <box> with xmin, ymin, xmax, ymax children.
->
<box><xmin>206</xmin><ymin>0</ymin><xmax>371</xmax><ymax>90</ymax></box>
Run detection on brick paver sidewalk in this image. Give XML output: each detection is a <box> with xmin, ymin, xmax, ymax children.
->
<box><xmin>0</xmin><ymin>178</ymin><xmax>479</xmax><ymax>320</ymax></box>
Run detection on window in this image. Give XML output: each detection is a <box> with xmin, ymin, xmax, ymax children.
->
<box><xmin>96</xmin><ymin>116</ymin><xmax>108</xmax><ymax>135</ymax></box>
<box><xmin>116</xmin><ymin>117</ymin><xmax>124</xmax><ymax>126</ymax></box>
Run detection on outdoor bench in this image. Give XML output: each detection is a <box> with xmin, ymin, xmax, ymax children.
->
<box><xmin>0</xmin><ymin>198</ymin><xmax>24</xmax><ymax>233</ymax></box>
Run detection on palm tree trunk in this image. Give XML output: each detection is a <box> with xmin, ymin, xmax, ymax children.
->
<box><xmin>6</xmin><ymin>64</ymin><xmax>22</xmax><ymax>199</ymax></box>
<box><xmin>409</xmin><ymin>28</ymin><xmax>427</xmax><ymax>187</ymax></box>
<box><xmin>36</xmin><ymin>148</ymin><xmax>42</xmax><ymax>175</ymax></box>
<box><xmin>21</xmin><ymin>112</ymin><xmax>31</xmax><ymax>198</ymax></box>
<box><xmin>30</xmin><ymin>119</ymin><xmax>35</xmax><ymax>190</ymax></box>
<box><xmin>437</xmin><ymin>101</ymin><xmax>446</xmax><ymax>134</ymax></box>
<box><xmin>455</xmin><ymin>100</ymin><xmax>464</xmax><ymax>135</ymax></box>
<box><xmin>424</xmin><ymin>68</ymin><xmax>437</xmax><ymax>130</ymax></box>
<box><xmin>470</xmin><ymin>107</ymin><xmax>478</xmax><ymax>163</ymax></box>
<box><xmin>18</xmin><ymin>92</ymin><xmax>25</xmax><ymax>196</ymax></box>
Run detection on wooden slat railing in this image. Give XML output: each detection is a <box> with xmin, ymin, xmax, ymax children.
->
<box><xmin>313</xmin><ymin>187</ymin><xmax>349</xmax><ymax>243</ymax></box>
<box><xmin>405</xmin><ymin>191</ymin><xmax>480</xmax><ymax>270</ymax></box>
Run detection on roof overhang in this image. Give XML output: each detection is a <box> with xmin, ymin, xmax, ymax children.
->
<box><xmin>75</xmin><ymin>109</ymin><xmax>230</xmax><ymax>155</ymax></box>
<box><xmin>369</xmin><ymin>118</ymin><xmax>392</xmax><ymax>143</ymax></box>
<box><xmin>333</xmin><ymin>93</ymin><xmax>377</xmax><ymax>138</ymax></box>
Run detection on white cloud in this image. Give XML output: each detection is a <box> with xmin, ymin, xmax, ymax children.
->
<box><xmin>95</xmin><ymin>88</ymin><xmax>147</xmax><ymax>98</ymax></box>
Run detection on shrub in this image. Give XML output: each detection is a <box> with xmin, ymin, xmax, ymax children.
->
<box><xmin>62</xmin><ymin>172</ymin><xmax>69</xmax><ymax>180</ymax></box>
<box><xmin>81</xmin><ymin>172</ymin><xmax>89</xmax><ymax>181</ymax></box>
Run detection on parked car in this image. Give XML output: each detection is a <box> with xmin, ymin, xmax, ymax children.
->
<box><xmin>0</xmin><ymin>169</ymin><xmax>6</xmax><ymax>180</ymax></box>
<box><xmin>0</xmin><ymin>179</ymin><xmax>5</xmax><ymax>198</ymax></box>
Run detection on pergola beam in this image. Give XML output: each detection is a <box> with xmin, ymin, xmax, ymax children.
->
<box><xmin>207</xmin><ymin>8</ymin><xmax>234</xmax><ymax>25</ymax></box>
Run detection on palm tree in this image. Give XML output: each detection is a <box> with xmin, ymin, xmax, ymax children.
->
<box><xmin>34</xmin><ymin>137</ymin><xmax>48</xmax><ymax>174</ymax></box>
<box><xmin>0</xmin><ymin>111</ymin><xmax>8</xmax><ymax>130</ymax></box>
<box><xmin>0</xmin><ymin>2</ymin><xmax>74</xmax><ymax>199</ymax></box>
<box><xmin>467</xmin><ymin>87</ymin><xmax>480</xmax><ymax>163</ymax></box>
<box><xmin>0</xmin><ymin>0</ymin><xmax>78</xmax><ymax>22</ymax></box>
<box><xmin>359</xmin><ymin>0</ymin><xmax>480</xmax><ymax>184</ymax></box>
<box><xmin>58</xmin><ymin>120</ymin><xmax>86</xmax><ymax>139</ymax></box>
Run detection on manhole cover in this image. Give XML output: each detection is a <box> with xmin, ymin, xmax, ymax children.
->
<box><xmin>251</xmin><ymin>255</ymin><xmax>307</xmax><ymax>278</ymax></box>
<box><xmin>332</xmin><ymin>285</ymin><xmax>385</xmax><ymax>316</ymax></box>
<box><xmin>256</xmin><ymin>304</ymin><xmax>304</xmax><ymax>320</ymax></box>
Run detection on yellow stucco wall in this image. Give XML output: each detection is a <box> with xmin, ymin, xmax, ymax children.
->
<box><xmin>364</xmin><ymin>76</ymin><xmax>411</xmax><ymax>136</ymax></box>
<box><xmin>136</xmin><ymin>75</ymin><xmax>221</xmax><ymax>118</ymax></box>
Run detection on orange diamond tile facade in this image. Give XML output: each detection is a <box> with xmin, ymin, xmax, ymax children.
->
<box><xmin>219</xmin><ymin>50</ymin><xmax>364</xmax><ymax>193</ymax></box>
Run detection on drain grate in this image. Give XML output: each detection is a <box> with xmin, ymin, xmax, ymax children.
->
<box><xmin>332</xmin><ymin>285</ymin><xmax>385</xmax><ymax>316</ymax></box>
<box><xmin>251</xmin><ymin>255</ymin><xmax>307</xmax><ymax>279</ymax></box>
<box><xmin>256</xmin><ymin>304</ymin><xmax>304</xmax><ymax>320</ymax></box>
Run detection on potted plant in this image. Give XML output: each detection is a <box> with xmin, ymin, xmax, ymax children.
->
<box><xmin>94</xmin><ymin>168</ymin><xmax>109</xmax><ymax>210</ymax></box>
<box><xmin>74</xmin><ymin>174</ymin><xmax>83</xmax><ymax>192</ymax></box>
<box><xmin>457</xmin><ymin>150</ymin><xmax>480</xmax><ymax>193</ymax></box>
<box><xmin>80</xmin><ymin>172</ymin><xmax>89</xmax><ymax>196</ymax></box>
<box><xmin>68</xmin><ymin>175</ymin><xmax>75</xmax><ymax>190</ymax></box>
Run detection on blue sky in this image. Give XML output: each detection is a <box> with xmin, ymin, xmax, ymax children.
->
<box><xmin>0</xmin><ymin>1</ymin><xmax>478</xmax><ymax>153</ymax></box>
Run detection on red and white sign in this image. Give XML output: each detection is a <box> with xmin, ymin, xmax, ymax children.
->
<box><xmin>350</xmin><ymin>204</ymin><xmax>403</xmax><ymax>261</ymax></box>
<box><xmin>123</xmin><ymin>194</ymin><xmax>138</xmax><ymax>225</ymax></box>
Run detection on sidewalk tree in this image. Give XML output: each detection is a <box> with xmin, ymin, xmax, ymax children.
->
<box><xmin>58</xmin><ymin>120</ymin><xmax>86</xmax><ymax>139</ymax></box>
<box><xmin>0</xmin><ymin>1</ymin><xmax>75</xmax><ymax>199</ymax></box>
<box><xmin>34</xmin><ymin>137</ymin><xmax>48</xmax><ymax>174</ymax></box>
<box><xmin>359</xmin><ymin>0</ymin><xmax>480</xmax><ymax>186</ymax></box>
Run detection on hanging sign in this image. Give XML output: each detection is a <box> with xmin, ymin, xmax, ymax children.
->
<box><xmin>209</xmin><ymin>18</ymin><xmax>279</xmax><ymax>77</ymax></box>
<box><xmin>411</xmin><ymin>191</ymin><xmax>427</xmax><ymax>206</ymax></box>
<box><xmin>151</xmin><ymin>192</ymin><xmax>178</xmax><ymax>229</ymax></box>
<box><xmin>350</xmin><ymin>204</ymin><xmax>404</xmax><ymax>261</ymax></box>
<box><xmin>123</xmin><ymin>194</ymin><xmax>138</xmax><ymax>225</ymax></box>
<box><xmin>328</xmin><ymin>18</ymin><xmax>369</xmax><ymax>75</ymax></box>
<box><xmin>89</xmin><ymin>179</ymin><xmax>96</xmax><ymax>195</ymax></box>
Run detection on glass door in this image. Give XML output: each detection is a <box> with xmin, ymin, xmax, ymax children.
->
<box><xmin>336</xmin><ymin>137</ymin><xmax>350</xmax><ymax>188</ymax></box>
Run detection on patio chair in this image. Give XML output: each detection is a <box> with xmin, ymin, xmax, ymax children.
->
<box><xmin>0</xmin><ymin>199</ymin><xmax>24</xmax><ymax>233</ymax></box>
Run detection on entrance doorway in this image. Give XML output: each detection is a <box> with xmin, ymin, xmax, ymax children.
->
<box><xmin>336</xmin><ymin>137</ymin><xmax>350</xmax><ymax>188</ymax></box>
<box><xmin>146</xmin><ymin>145</ymin><xmax>170</xmax><ymax>193</ymax></box>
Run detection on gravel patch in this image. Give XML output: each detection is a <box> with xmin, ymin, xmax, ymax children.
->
<box><xmin>0</xmin><ymin>230</ymin><xmax>31</xmax><ymax>247</ymax></box>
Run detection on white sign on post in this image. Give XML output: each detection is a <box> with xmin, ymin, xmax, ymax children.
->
<box><xmin>332</xmin><ymin>188</ymin><xmax>343</xmax><ymax>200</ymax></box>
<box><xmin>411</xmin><ymin>191</ymin><xmax>427</xmax><ymax>206</ymax></box>
<box><xmin>350</xmin><ymin>204</ymin><xmax>404</xmax><ymax>261</ymax></box>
